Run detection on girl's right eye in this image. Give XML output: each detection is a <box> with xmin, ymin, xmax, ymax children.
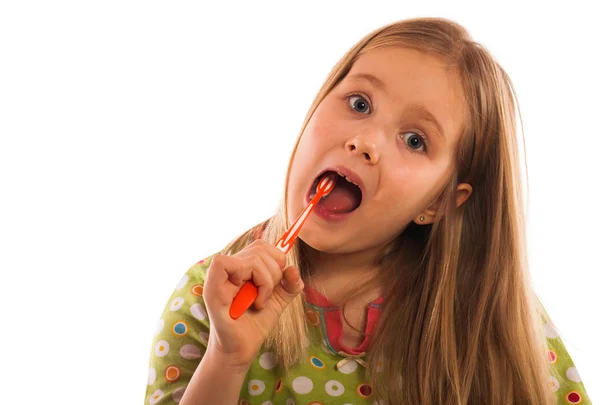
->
<box><xmin>348</xmin><ymin>94</ymin><xmax>371</xmax><ymax>114</ymax></box>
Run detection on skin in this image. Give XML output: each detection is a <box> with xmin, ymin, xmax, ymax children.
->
<box><xmin>286</xmin><ymin>47</ymin><xmax>473</xmax><ymax>345</ymax></box>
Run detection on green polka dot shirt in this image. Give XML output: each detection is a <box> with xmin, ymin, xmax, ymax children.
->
<box><xmin>144</xmin><ymin>255</ymin><xmax>591</xmax><ymax>404</ymax></box>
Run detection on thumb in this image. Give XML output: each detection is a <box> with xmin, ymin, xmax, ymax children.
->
<box><xmin>273</xmin><ymin>265</ymin><xmax>304</xmax><ymax>306</ymax></box>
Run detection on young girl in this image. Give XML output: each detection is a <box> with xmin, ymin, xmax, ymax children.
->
<box><xmin>144</xmin><ymin>18</ymin><xmax>591</xmax><ymax>404</ymax></box>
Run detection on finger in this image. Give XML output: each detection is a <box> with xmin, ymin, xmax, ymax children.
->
<box><xmin>252</xmin><ymin>239</ymin><xmax>286</xmax><ymax>270</ymax></box>
<box><xmin>270</xmin><ymin>265</ymin><xmax>304</xmax><ymax>312</ymax></box>
<box><xmin>245</xmin><ymin>255</ymin><xmax>274</xmax><ymax>311</ymax></box>
<box><xmin>204</xmin><ymin>254</ymin><xmax>254</xmax><ymax>307</ymax></box>
<box><xmin>236</xmin><ymin>246</ymin><xmax>283</xmax><ymax>309</ymax></box>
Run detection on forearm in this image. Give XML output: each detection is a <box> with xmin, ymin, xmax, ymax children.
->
<box><xmin>179</xmin><ymin>348</ymin><xmax>249</xmax><ymax>405</ymax></box>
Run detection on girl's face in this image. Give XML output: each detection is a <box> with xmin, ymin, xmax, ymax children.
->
<box><xmin>287</xmin><ymin>46</ymin><xmax>469</xmax><ymax>255</ymax></box>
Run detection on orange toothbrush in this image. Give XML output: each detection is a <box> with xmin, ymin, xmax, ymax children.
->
<box><xmin>229</xmin><ymin>173</ymin><xmax>337</xmax><ymax>319</ymax></box>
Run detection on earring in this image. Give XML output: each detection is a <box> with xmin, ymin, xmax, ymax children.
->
<box><xmin>420</xmin><ymin>216</ymin><xmax>425</xmax><ymax>221</ymax></box>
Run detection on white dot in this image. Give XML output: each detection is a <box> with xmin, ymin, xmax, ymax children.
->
<box><xmin>248</xmin><ymin>379</ymin><xmax>266</xmax><ymax>396</ymax></box>
<box><xmin>176</xmin><ymin>275</ymin><xmax>189</xmax><ymax>290</ymax></box>
<box><xmin>180</xmin><ymin>344</ymin><xmax>203</xmax><ymax>360</ymax></box>
<box><xmin>549</xmin><ymin>375</ymin><xmax>560</xmax><ymax>392</ymax></box>
<box><xmin>154</xmin><ymin>319</ymin><xmax>164</xmax><ymax>336</ymax></box>
<box><xmin>292</xmin><ymin>376</ymin><xmax>313</xmax><ymax>394</ymax></box>
<box><xmin>148</xmin><ymin>389</ymin><xmax>164</xmax><ymax>405</ymax></box>
<box><xmin>148</xmin><ymin>367</ymin><xmax>156</xmax><ymax>385</ymax></box>
<box><xmin>155</xmin><ymin>340</ymin><xmax>170</xmax><ymax>357</ymax></box>
<box><xmin>173</xmin><ymin>386</ymin><xmax>187</xmax><ymax>403</ymax></box>
<box><xmin>199</xmin><ymin>331</ymin><xmax>209</xmax><ymax>344</ymax></box>
<box><xmin>543</xmin><ymin>322</ymin><xmax>559</xmax><ymax>338</ymax></box>
<box><xmin>190</xmin><ymin>303</ymin><xmax>207</xmax><ymax>320</ymax></box>
<box><xmin>566</xmin><ymin>367</ymin><xmax>581</xmax><ymax>382</ymax></box>
<box><xmin>325</xmin><ymin>380</ymin><xmax>345</xmax><ymax>396</ymax></box>
<box><xmin>170</xmin><ymin>297</ymin><xmax>184</xmax><ymax>311</ymax></box>
<box><xmin>286</xmin><ymin>399</ymin><xmax>295</xmax><ymax>405</ymax></box>
<box><xmin>259</xmin><ymin>352</ymin><xmax>277</xmax><ymax>370</ymax></box>
<box><xmin>338</xmin><ymin>359</ymin><xmax>358</xmax><ymax>374</ymax></box>
<box><xmin>262</xmin><ymin>402</ymin><xmax>274</xmax><ymax>405</ymax></box>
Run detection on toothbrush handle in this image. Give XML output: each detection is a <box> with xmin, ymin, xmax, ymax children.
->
<box><xmin>229</xmin><ymin>190</ymin><xmax>324</xmax><ymax>320</ymax></box>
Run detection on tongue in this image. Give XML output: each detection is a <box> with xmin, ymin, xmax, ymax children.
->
<box><xmin>319</xmin><ymin>180</ymin><xmax>360</xmax><ymax>213</ymax></box>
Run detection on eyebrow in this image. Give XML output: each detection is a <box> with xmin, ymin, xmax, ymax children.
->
<box><xmin>346</xmin><ymin>73</ymin><xmax>447</xmax><ymax>141</ymax></box>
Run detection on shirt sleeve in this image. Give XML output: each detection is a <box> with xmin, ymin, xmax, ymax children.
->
<box><xmin>542</xmin><ymin>309</ymin><xmax>593</xmax><ymax>404</ymax></box>
<box><xmin>144</xmin><ymin>255</ymin><xmax>215</xmax><ymax>405</ymax></box>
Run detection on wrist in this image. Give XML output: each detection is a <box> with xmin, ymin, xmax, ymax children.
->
<box><xmin>204</xmin><ymin>345</ymin><xmax>253</xmax><ymax>376</ymax></box>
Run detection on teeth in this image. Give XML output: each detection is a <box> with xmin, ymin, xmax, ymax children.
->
<box><xmin>336</xmin><ymin>171</ymin><xmax>359</xmax><ymax>187</ymax></box>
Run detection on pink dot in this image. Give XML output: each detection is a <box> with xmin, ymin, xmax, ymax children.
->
<box><xmin>567</xmin><ymin>391</ymin><xmax>582</xmax><ymax>403</ymax></box>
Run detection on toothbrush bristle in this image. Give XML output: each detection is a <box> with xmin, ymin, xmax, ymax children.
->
<box><xmin>318</xmin><ymin>174</ymin><xmax>337</xmax><ymax>195</ymax></box>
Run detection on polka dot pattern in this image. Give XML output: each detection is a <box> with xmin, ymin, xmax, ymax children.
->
<box><xmin>170</xmin><ymin>297</ymin><xmax>184</xmax><ymax>311</ymax></box>
<box><xmin>164</xmin><ymin>365</ymin><xmax>181</xmax><ymax>382</ymax></box>
<box><xmin>145</xmin><ymin>254</ymin><xmax>592</xmax><ymax>405</ymax></box>
<box><xmin>292</xmin><ymin>376</ymin><xmax>313</xmax><ymax>394</ymax></box>
<box><xmin>337</xmin><ymin>359</ymin><xmax>358</xmax><ymax>374</ymax></box>
<box><xmin>180</xmin><ymin>344</ymin><xmax>202</xmax><ymax>360</ymax></box>
<box><xmin>325</xmin><ymin>380</ymin><xmax>345</xmax><ymax>396</ymax></box>
<box><xmin>154</xmin><ymin>340</ymin><xmax>169</xmax><ymax>357</ymax></box>
<box><xmin>154</xmin><ymin>318</ymin><xmax>164</xmax><ymax>336</ymax></box>
<box><xmin>190</xmin><ymin>303</ymin><xmax>207</xmax><ymax>321</ymax></box>
<box><xmin>549</xmin><ymin>375</ymin><xmax>560</xmax><ymax>392</ymax></box>
<box><xmin>173</xmin><ymin>386</ymin><xmax>186</xmax><ymax>403</ymax></box>
<box><xmin>309</xmin><ymin>355</ymin><xmax>325</xmax><ymax>369</ymax></box>
<box><xmin>567</xmin><ymin>367</ymin><xmax>581</xmax><ymax>382</ymax></box>
<box><xmin>176</xmin><ymin>275</ymin><xmax>189</xmax><ymax>290</ymax></box>
<box><xmin>256</xmin><ymin>352</ymin><xmax>276</xmax><ymax>370</ymax></box>
<box><xmin>566</xmin><ymin>390</ymin><xmax>583</xmax><ymax>404</ymax></box>
<box><xmin>147</xmin><ymin>367</ymin><xmax>156</xmax><ymax>385</ymax></box>
<box><xmin>248</xmin><ymin>379</ymin><xmax>266</xmax><ymax>396</ymax></box>
<box><xmin>191</xmin><ymin>284</ymin><xmax>204</xmax><ymax>296</ymax></box>
<box><xmin>148</xmin><ymin>389</ymin><xmax>164</xmax><ymax>405</ymax></box>
<box><xmin>172</xmin><ymin>320</ymin><xmax>188</xmax><ymax>336</ymax></box>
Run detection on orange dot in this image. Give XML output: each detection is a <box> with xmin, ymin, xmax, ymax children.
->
<box><xmin>251</xmin><ymin>384</ymin><xmax>258</xmax><ymax>390</ymax></box>
<box><xmin>159</xmin><ymin>345</ymin><xmax>164</xmax><ymax>351</ymax></box>
<box><xmin>191</xmin><ymin>284</ymin><xmax>204</xmax><ymax>296</ymax></box>
<box><xmin>306</xmin><ymin>310</ymin><xmax>320</xmax><ymax>326</ymax></box>
<box><xmin>165</xmin><ymin>365</ymin><xmax>181</xmax><ymax>382</ymax></box>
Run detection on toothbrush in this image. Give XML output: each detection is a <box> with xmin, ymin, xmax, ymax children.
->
<box><xmin>229</xmin><ymin>173</ymin><xmax>337</xmax><ymax>319</ymax></box>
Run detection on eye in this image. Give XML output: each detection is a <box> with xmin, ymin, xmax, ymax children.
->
<box><xmin>348</xmin><ymin>95</ymin><xmax>371</xmax><ymax>114</ymax></box>
<box><xmin>401</xmin><ymin>132</ymin><xmax>428</xmax><ymax>154</ymax></box>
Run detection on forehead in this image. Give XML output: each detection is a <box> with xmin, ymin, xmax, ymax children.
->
<box><xmin>345</xmin><ymin>47</ymin><xmax>467</xmax><ymax>144</ymax></box>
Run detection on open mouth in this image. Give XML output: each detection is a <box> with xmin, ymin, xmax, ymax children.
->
<box><xmin>308</xmin><ymin>170</ymin><xmax>363</xmax><ymax>214</ymax></box>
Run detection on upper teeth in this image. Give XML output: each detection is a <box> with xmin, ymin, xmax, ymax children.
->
<box><xmin>337</xmin><ymin>171</ymin><xmax>359</xmax><ymax>187</ymax></box>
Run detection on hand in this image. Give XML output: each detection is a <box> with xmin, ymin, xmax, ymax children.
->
<box><xmin>202</xmin><ymin>239</ymin><xmax>305</xmax><ymax>370</ymax></box>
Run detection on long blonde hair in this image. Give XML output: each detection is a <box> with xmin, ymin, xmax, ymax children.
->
<box><xmin>224</xmin><ymin>17</ymin><xmax>555</xmax><ymax>404</ymax></box>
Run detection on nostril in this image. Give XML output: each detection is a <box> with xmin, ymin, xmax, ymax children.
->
<box><xmin>348</xmin><ymin>144</ymin><xmax>356</xmax><ymax>152</ymax></box>
<box><xmin>363</xmin><ymin>153</ymin><xmax>371</xmax><ymax>161</ymax></box>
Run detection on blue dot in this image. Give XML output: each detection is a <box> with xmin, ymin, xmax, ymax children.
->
<box><xmin>310</xmin><ymin>356</ymin><xmax>325</xmax><ymax>368</ymax></box>
<box><xmin>174</xmin><ymin>322</ymin><xmax>187</xmax><ymax>335</ymax></box>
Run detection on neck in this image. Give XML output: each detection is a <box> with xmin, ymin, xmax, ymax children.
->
<box><xmin>303</xmin><ymin>243</ymin><xmax>385</xmax><ymax>306</ymax></box>
<box><xmin>304</xmin><ymin>242</ymin><xmax>384</xmax><ymax>282</ymax></box>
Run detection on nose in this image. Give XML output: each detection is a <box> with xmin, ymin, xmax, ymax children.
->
<box><xmin>345</xmin><ymin>135</ymin><xmax>380</xmax><ymax>164</ymax></box>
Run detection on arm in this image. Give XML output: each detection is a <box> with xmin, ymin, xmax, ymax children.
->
<box><xmin>179</xmin><ymin>347</ymin><xmax>249</xmax><ymax>405</ymax></box>
<box><xmin>145</xmin><ymin>255</ymin><xmax>248</xmax><ymax>405</ymax></box>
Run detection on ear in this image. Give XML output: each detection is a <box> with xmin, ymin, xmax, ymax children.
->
<box><xmin>414</xmin><ymin>183</ymin><xmax>472</xmax><ymax>224</ymax></box>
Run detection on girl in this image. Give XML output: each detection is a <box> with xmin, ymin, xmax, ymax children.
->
<box><xmin>144</xmin><ymin>18</ymin><xmax>591</xmax><ymax>404</ymax></box>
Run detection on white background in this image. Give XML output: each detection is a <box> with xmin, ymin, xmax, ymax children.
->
<box><xmin>1</xmin><ymin>1</ymin><xmax>598</xmax><ymax>403</ymax></box>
